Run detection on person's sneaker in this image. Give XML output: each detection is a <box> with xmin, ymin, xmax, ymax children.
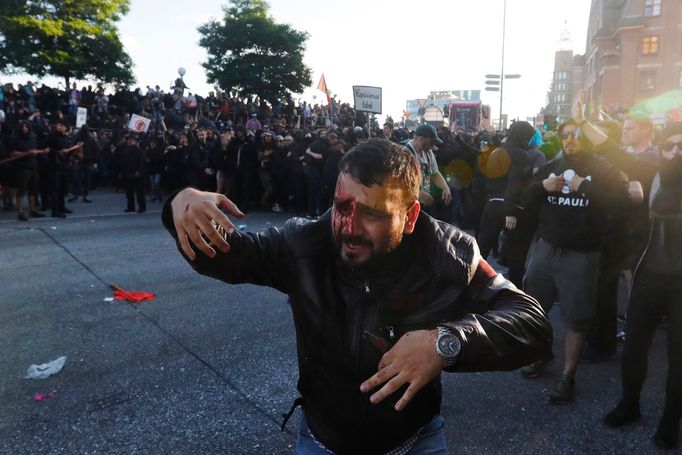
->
<box><xmin>30</xmin><ymin>211</ymin><xmax>46</xmax><ymax>218</ymax></box>
<box><xmin>61</xmin><ymin>207</ymin><xmax>73</xmax><ymax>214</ymax></box>
<box><xmin>617</xmin><ymin>313</ymin><xmax>627</xmax><ymax>323</ymax></box>
<box><xmin>549</xmin><ymin>374</ymin><xmax>575</xmax><ymax>404</ymax></box>
<box><xmin>124</xmin><ymin>208</ymin><xmax>135</xmax><ymax>213</ymax></box>
<box><xmin>653</xmin><ymin>415</ymin><xmax>679</xmax><ymax>450</ymax></box>
<box><xmin>616</xmin><ymin>330</ymin><xmax>626</xmax><ymax>344</ymax></box>
<box><xmin>604</xmin><ymin>401</ymin><xmax>641</xmax><ymax>427</ymax></box>
<box><xmin>51</xmin><ymin>211</ymin><xmax>67</xmax><ymax>218</ymax></box>
<box><xmin>82</xmin><ymin>198</ymin><xmax>92</xmax><ymax>203</ymax></box>
<box><xmin>68</xmin><ymin>196</ymin><xmax>77</xmax><ymax>203</ymax></box>
<box><xmin>272</xmin><ymin>203</ymin><xmax>283</xmax><ymax>213</ymax></box>
<box><xmin>521</xmin><ymin>356</ymin><xmax>554</xmax><ymax>378</ymax></box>
<box><xmin>17</xmin><ymin>213</ymin><xmax>28</xmax><ymax>221</ymax></box>
<box><xmin>137</xmin><ymin>208</ymin><xmax>146</xmax><ymax>213</ymax></box>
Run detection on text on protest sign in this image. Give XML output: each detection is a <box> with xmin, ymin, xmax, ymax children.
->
<box><xmin>76</xmin><ymin>107</ymin><xmax>88</xmax><ymax>128</ymax></box>
<box><xmin>128</xmin><ymin>114</ymin><xmax>151</xmax><ymax>133</ymax></box>
<box><xmin>353</xmin><ymin>86</ymin><xmax>382</xmax><ymax>114</ymax></box>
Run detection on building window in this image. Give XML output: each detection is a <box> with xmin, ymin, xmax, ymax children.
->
<box><xmin>644</xmin><ymin>0</ymin><xmax>661</xmax><ymax>16</ymax></box>
<box><xmin>639</xmin><ymin>70</ymin><xmax>656</xmax><ymax>91</ymax></box>
<box><xmin>641</xmin><ymin>36</ymin><xmax>659</xmax><ymax>55</ymax></box>
<box><xmin>554</xmin><ymin>93</ymin><xmax>567</xmax><ymax>104</ymax></box>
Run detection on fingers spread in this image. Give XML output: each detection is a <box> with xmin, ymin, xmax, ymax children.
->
<box><xmin>395</xmin><ymin>382</ymin><xmax>421</xmax><ymax>411</ymax></box>
<box><xmin>360</xmin><ymin>362</ymin><xmax>395</xmax><ymax>393</ymax></box>
<box><xmin>184</xmin><ymin>219</ymin><xmax>217</xmax><ymax>258</ymax></box>
<box><xmin>177</xmin><ymin>228</ymin><xmax>196</xmax><ymax>261</ymax></box>
<box><xmin>369</xmin><ymin>373</ymin><xmax>406</xmax><ymax>405</ymax></box>
<box><xmin>217</xmin><ymin>194</ymin><xmax>245</xmax><ymax>219</ymax></box>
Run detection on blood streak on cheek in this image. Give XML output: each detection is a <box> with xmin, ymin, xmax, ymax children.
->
<box><xmin>333</xmin><ymin>196</ymin><xmax>358</xmax><ymax>238</ymax></box>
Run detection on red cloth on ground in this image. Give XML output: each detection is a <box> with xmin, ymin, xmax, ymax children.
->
<box><xmin>113</xmin><ymin>289</ymin><xmax>156</xmax><ymax>303</ymax></box>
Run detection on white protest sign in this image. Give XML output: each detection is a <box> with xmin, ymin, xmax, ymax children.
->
<box><xmin>128</xmin><ymin>114</ymin><xmax>151</xmax><ymax>133</ymax></box>
<box><xmin>76</xmin><ymin>107</ymin><xmax>87</xmax><ymax>128</ymax></box>
<box><xmin>353</xmin><ymin>86</ymin><xmax>382</xmax><ymax>114</ymax></box>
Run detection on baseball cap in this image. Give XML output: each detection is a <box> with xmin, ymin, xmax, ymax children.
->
<box><xmin>414</xmin><ymin>124</ymin><xmax>443</xmax><ymax>145</ymax></box>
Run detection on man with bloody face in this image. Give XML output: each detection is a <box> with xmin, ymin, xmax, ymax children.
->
<box><xmin>163</xmin><ymin>139</ymin><xmax>551</xmax><ymax>454</ymax></box>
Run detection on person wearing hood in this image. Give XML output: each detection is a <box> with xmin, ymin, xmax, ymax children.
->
<box><xmin>520</xmin><ymin>115</ymin><xmax>631</xmax><ymax>404</ymax></box>
<box><xmin>498</xmin><ymin>121</ymin><xmax>544</xmax><ymax>287</ymax></box>
<box><xmin>603</xmin><ymin>123</ymin><xmax>682</xmax><ymax>450</ymax></box>
<box><xmin>9</xmin><ymin>121</ymin><xmax>47</xmax><ymax>220</ymax></box>
<box><xmin>476</xmin><ymin>122</ymin><xmax>540</xmax><ymax>279</ymax></box>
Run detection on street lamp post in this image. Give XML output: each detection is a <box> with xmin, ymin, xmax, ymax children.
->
<box><xmin>499</xmin><ymin>0</ymin><xmax>507</xmax><ymax>131</ymax></box>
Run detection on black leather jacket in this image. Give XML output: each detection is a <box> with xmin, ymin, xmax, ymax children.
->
<box><xmin>162</xmin><ymin>200</ymin><xmax>552</xmax><ymax>454</ymax></box>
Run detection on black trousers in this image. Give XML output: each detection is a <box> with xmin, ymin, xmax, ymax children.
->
<box><xmin>124</xmin><ymin>177</ymin><xmax>145</xmax><ymax>211</ymax></box>
<box><xmin>49</xmin><ymin>170</ymin><xmax>67</xmax><ymax>215</ymax></box>
<box><xmin>477</xmin><ymin>199</ymin><xmax>505</xmax><ymax>259</ymax></box>
<box><xmin>621</xmin><ymin>268</ymin><xmax>682</xmax><ymax>420</ymax></box>
<box><xmin>587</xmin><ymin>243</ymin><xmax>623</xmax><ymax>355</ymax></box>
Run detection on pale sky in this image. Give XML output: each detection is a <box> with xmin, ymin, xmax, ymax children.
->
<box><xmin>4</xmin><ymin>0</ymin><xmax>592</xmax><ymax>124</ymax></box>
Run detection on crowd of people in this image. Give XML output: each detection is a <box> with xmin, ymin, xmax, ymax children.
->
<box><xmin>0</xmin><ymin>79</ymin><xmax>392</xmax><ymax>219</ymax></box>
<box><xmin>1</xmin><ymin>78</ymin><xmax>680</xmax><ymax>450</ymax></box>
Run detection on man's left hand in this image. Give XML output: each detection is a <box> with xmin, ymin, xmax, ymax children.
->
<box><xmin>505</xmin><ymin>216</ymin><xmax>517</xmax><ymax>230</ymax></box>
<box><xmin>441</xmin><ymin>189</ymin><xmax>452</xmax><ymax>205</ymax></box>
<box><xmin>360</xmin><ymin>330</ymin><xmax>443</xmax><ymax>411</ymax></box>
<box><xmin>569</xmin><ymin>175</ymin><xmax>586</xmax><ymax>192</ymax></box>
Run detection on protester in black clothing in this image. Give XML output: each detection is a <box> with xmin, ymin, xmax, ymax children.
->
<box><xmin>302</xmin><ymin>133</ymin><xmax>328</xmax><ymax>218</ymax></box>
<box><xmin>521</xmin><ymin>118</ymin><xmax>631</xmax><ymax>404</ymax></box>
<box><xmin>500</xmin><ymin>121</ymin><xmax>543</xmax><ymax>287</ymax></box>
<box><xmin>120</xmin><ymin>135</ymin><xmax>146</xmax><ymax>213</ymax></box>
<box><xmin>184</xmin><ymin>130</ymin><xmax>212</xmax><ymax>190</ymax></box>
<box><xmin>145</xmin><ymin>138</ymin><xmax>165</xmax><ymax>202</ymax></box>
<box><xmin>162</xmin><ymin>136</ymin><xmax>184</xmax><ymax>194</ymax></box>
<box><xmin>9</xmin><ymin>121</ymin><xmax>46</xmax><ymax>220</ymax></box>
<box><xmin>257</xmin><ymin>131</ymin><xmax>276</xmax><ymax>209</ymax></box>
<box><xmin>321</xmin><ymin>133</ymin><xmax>343</xmax><ymax>210</ymax></box>
<box><xmin>46</xmin><ymin>120</ymin><xmax>81</xmax><ymax>218</ymax></box>
<box><xmin>215</xmin><ymin>131</ymin><xmax>236</xmax><ymax>198</ymax></box>
<box><xmin>604</xmin><ymin>123</ymin><xmax>682</xmax><ymax>450</ymax></box>
<box><xmin>578</xmin><ymin>120</ymin><xmax>655</xmax><ymax>361</ymax></box>
<box><xmin>74</xmin><ymin>125</ymin><xmax>100</xmax><ymax>203</ymax></box>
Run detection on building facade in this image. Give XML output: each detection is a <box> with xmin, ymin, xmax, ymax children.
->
<box><xmin>583</xmin><ymin>0</ymin><xmax>682</xmax><ymax>111</ymax></box>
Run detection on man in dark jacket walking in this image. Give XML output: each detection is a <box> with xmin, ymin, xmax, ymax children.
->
<box><xmin>163</xmin><ymin>139</ymin><xmax>552</xmax><ymax>454</ymax></box>
<box><xmin>120</xmin><ymin>134</ymin><xmax>146</xmax><ymax>213</ymax></box>
<box><xmin>520</xmin><ymin>119</ymin><xmax>631</xmax><ymax>404</ymax></box>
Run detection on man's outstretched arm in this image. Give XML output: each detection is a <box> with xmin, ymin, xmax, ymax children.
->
<box><xmin>162</xmin><ymin>187</ymin><xmax>293</xmax><ymax>293</ymax></box>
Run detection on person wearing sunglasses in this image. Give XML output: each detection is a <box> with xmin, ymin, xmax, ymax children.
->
<box><xmin>520</xmin><ymin>116</ymin><xmax>631</xmax><ymax>405</ymax></box>
<box><xmin>604</xmin><ymin>123</ymin><xmax>682</xmax><ymax>450</ymax></box>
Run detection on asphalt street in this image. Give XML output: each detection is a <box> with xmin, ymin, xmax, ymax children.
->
<box><xmin>0</xmin><ymin>189</ymin><xmax>677</xmax><ymax>454</ymax></box>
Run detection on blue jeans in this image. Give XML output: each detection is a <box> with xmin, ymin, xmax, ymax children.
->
<box><xmin>295</xmin><ymin>414</ymin><xmax>447</xmax><ymax>454</ymax></box>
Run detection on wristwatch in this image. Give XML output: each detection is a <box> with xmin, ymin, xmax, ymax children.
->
<box><xmin>435</xmin><ymin>326</ymin><xmax>461</xmax><ymax>368</ymax></box>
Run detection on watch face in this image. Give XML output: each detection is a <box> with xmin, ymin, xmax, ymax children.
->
<box><xmin>438</xmin><ymin>334</ymin><xmax>461</xmax><ymax>357</ymax></box>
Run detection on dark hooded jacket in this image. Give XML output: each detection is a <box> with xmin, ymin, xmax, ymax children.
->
<box><xmin>503</xmin><ymin>121</ymin><xmax>536</xmax><ymax>217</ymax></box>
<box><xmin>162</xmin><ymin>198</ymin><xmax>552</xmax><ymax>454</ymax></box>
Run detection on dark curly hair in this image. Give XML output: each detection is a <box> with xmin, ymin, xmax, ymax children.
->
<box><xmin>338</xmin><ymin>138</ymin><xmax>420</xmax><ymax>208</ymax></box>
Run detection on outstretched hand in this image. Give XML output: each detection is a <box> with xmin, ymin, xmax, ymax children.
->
<box><xmin>360</xmin><ymin>330</ymin><xmax>443</xmax><ymax>411</ymax></box>
<box><xmin>171</xmin><ymin>188</ymin><xmax>245</xmax><ymax>261</ymax></box>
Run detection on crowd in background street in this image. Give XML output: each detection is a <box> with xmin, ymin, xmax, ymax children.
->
<box><xmin>1</xmin><ymin>78</ymin><xmax>681</xmax><ymax>450</ymax></box>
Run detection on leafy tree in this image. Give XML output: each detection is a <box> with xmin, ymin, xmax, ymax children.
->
<box><xmin>0</xmin><ymin>0</ymin><xmax>134</xmax><ymax>87</ymax></box>
<box><xmin>198</xmin><ymin>0</ymin><xmax>312</xmax><ymax>104</ymax></box>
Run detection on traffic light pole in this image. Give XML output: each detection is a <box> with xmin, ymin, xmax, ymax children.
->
<box><xmin>499</xmin><ymin>0</ymin><xmax>507</xmax><ymax>130</ymax></box>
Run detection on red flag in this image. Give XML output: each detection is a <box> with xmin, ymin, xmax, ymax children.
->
<box><xmin>109</xmin><ymin>283</ymin><xmax>156</xmax><ymax>303</ymax></box>
<box><xmin>114</xmin><ymin>289</ymin><xmax>155</xmax><ymax>303</ymax></box>
<box><xmin>316</xmin><ymin>74</ymin><xmax>332</xmax><ymax>105</ymax></box>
